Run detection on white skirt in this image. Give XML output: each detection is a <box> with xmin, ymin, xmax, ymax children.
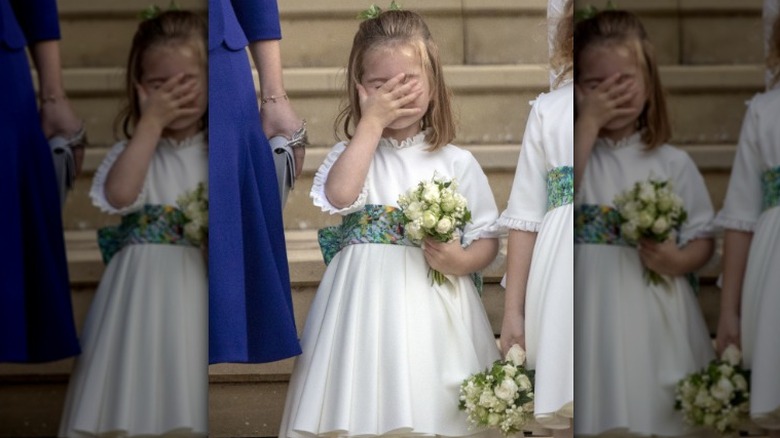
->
<box><xmin>741</xmin><ymin>207</ymin><xmax>780</xmax><ymax>429</ymax></box>
<box><xmin>279</xmin><ymin>243</ymin><xmax>501</xmax><ymax>437</ymax></box>
<box><xmin>58</xmin><ymin>244</ymin><xmax>208</xmax><ymax>437</ymax></box>
<box><xmin>524</xmin><ymin>204</ymin><xmax>573</xmax><ymax>428</ymax></box>
<box><xmin>574</xmin><ymin>244</ymin><xmax>714</xmax><ymax>437</ymax></box>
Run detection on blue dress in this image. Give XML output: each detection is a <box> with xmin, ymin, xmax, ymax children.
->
<box><xmin>208</xmin><ymin>0</ymin><xmax>301</xmax><ymax>363</ymax></box>
<box><xmin>0</xmin><ymin>0</ymin><xmax>79</xmax><ymax>362</ymax></box>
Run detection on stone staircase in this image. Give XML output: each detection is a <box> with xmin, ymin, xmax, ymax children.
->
<box><xmin>0</xmin><ymin>0</ymin><xmax>767</xmax><ymax>436</ymax></box>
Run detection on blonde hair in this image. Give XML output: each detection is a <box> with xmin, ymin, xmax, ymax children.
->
<box><xmin>551</xmin><ymin>0</ymin><xmax>573</xmax><ymax>88</ymax></box>
<box><xmin>768</xmin><ymin>13</ymin><xmax>780</xmax><ymax>88</ymax></box>
<box><xmin>335</xmin><ymin>10</ymin><xmax>455</xmax><ymax>149</ymax></box>
<box><xmin>574</xmin><ymin>10</ymin><xmax>671</xmax><ymax>149</ymax></box>
<box><xmin>115</xmin><ymin>10</ymin><xmax>207</xmax><ymax>139</ymax></box>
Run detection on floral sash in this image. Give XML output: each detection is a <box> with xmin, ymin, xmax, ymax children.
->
<box><xmin>574</xmin><ymin>204</ymin><xmax>629</xmax><ymax>246</ymax></box>
<box><xmin>547</xmin><ymin>166</ymin><xmax>573</xmax><ymax>211</ymax></box>
<box><xmin>97</xmin><ymin>204</ymin><xmax>196</xmax><ymax>264</ymax></box>
<box><xmin>762</xmin><ymin>166</ymin><xmax>780</xmax><ymax>211</ymax></box>
<box><xmin>317</xmin><ymin>204</ymin><xmax>483</xmax><ymax>293</ymax></box>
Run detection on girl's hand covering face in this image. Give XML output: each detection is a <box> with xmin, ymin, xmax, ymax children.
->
<box><xmin>575</xmin><ymin>72</ymin><xmax>637</xmax><ymax>130</ymax></box>
<box><xmin>137</xmin><ymin>73</ymin><xmax>202</xmax><ymax>129</ymax></box>
<box><xmin>357</xmin><ymin>72</ymin><xmax>424</xmax><ymax>130</ymax></box>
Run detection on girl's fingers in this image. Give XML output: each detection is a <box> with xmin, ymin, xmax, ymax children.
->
<box><xmin>160</xmin><ymin>73</ymin><xmax>186</xmax><ymax>92</ymax></box>
<box><xmin>396</xmin><ymin>87</ymin><xmax>423</xmax><ymax>106</ymax></box>
<box><xmin>595</xmin><ymin>72</ymin><xmax>622</xmax><ymax>92</ymax></box>
<box><xmin>390</xmin><ymin>79</ymin><xmax>419</xmax><ymax>98</ymax></box>
<box><xmin>379</xmin><ymin>72</ymin><xmax>407</xmax><ymax>92</ymax></box>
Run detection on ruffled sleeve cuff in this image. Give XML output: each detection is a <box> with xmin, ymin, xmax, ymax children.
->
<box><xmin>89</xmin><ymin>142</ymin><xmax>147</xmax><ymax>215</ymax></box>
<box><xmin>712</xmin><ymin>212</ymin><xmax>757</xmax><ymax>233</ymax></box>
<box><xmin>679</xmin><ymin>224</ymin><xmax>716</xmax><ymax>246</ymax></box>
<box><xmin>493</xmin><ymin>212</ymin><xmax>543</xmax><ymax>234</ymax></box>
<box><xmin>310</xmin><ymin>142</ymin><xmax>368</xmax><ymax>215</ymax></box>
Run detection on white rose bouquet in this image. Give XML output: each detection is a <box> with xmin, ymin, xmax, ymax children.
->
<box><xmin>675</xmin><ymin>344</ymin><xmax>750</xmax><ymax>435</ymax></box>
<box><xmin>397</xmin><ymin>174</ymin><xmax>472</xmax><ymax>285</ymax></box>
<box><xmin>458</xmin><ymin>345</ymin><xmax>535</xmax><ymax>436</ymax></box>
<box><xmin>613</xmin><ymin>178</ymin><xmax>687</xmax><ymax>288</ymax></box>
<box><xmin>177</xmin><ymin>181</ymin><xmax>208</xmax><ymax>246</ymax></box>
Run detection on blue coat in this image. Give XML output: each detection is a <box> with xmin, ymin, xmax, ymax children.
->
<box><xmin>208</xmin><ymin>0</ymin><xmax>301</xmax><ymax>363</ymax></box>
<box><xmin>0</xmin><ymin>0</ymin><xmax>80</xmax><ymax>362</ymax></box>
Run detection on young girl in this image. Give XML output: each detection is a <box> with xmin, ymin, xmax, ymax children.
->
<box><xmin>498</xmin><ymin>0</ymin><xmax>573</xmax><ymax>434</ymax></box>
<box><xmin>714</xmin><ymin>11</ymin><xmax>780</xmax><ymax>434</ymax></box>
<box><xmin>573</xmin><ymin>10</ymin><xmax>716</xmax><ymax>437</ymax></box>
<box><xmin>279</xmin><ymin>9</ymin><xmax>501</xmax><ymax>437</ymax></box>
<box><xmin>58</xmin><ymin>11</ymin><xmax>208</xmax><ymax>437</ymax></box>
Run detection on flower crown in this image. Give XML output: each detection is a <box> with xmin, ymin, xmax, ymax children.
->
<box><xmin>357</xmin><ymin>1</ymin><xmax>401</xmax><ymax>20</ymax></box>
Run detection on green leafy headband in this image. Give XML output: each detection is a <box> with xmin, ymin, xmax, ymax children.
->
<box><xmin>574</xmin><ymin>0</ymin><xmax>616</xmax><ymax>22</ymax></box>
<box><xmin>358</xmin><ymin>1</ymin><xmax>401</xmax><ymax>20</ymax></box>
<box><xmin>139</xmin><ymin>2</ymin><xmax>180</xmax><ymax>21</ymax></box>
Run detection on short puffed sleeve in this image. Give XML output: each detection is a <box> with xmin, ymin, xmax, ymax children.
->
<box><xmin>310</xmin><ymin>142</ymin><xmax>369</xmax><ymax>215</ymax></box>
<box><xmin>89</xmin><ymin>141</ymin><xmax>148</xmax><ymax>215</ymax></box>
<box><xmin>669</xmin><ymin>149</ymin><xmax>715</xmax><ymax>245</ymax></box>
<box><xmin>455</xmin><ymin>151</ymin><xmax>500</xmax><ymax>246</ymax></box>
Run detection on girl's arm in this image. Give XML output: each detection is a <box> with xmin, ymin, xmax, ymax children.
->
<box><xmin>249</xmin><ymin>40</ymin><xmax>306</xmax><ymax>177</ymax></box>
<box><xmin>715</xmin><ymin>229</ymin><xmax>752</xmax><ymax>354</ymax></box>
<box><xmin>499</xmin><ymin>229</ymin><xmax>538</xmax><ymax>355</ymax></box>
<box><xmin>574</xmin><ymin>73</ymin><xmax>637</xmax><ymax>189</ymax></box>
<box><xmin>104</xmin><ymin>74</ymin><xmax>200</xmax><ymax>208</ymax></box>
<box><xmin>324</xmin><ymin>74</ymin><xmax>422</xmax><ymax>208</ymax></box>
<box><xmin>638</xmin><ymin>236</ymin><xmax>715</xmax><ymax>276</ymax></box>
<box><xmin>423</xmin><ymin>237</ymin><xmax>499</xmax><ymax>277</ymax></box>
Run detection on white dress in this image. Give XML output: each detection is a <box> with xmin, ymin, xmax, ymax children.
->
<box><xmin>58</xmin><ymin>134</ymin><xmax>208</xmax><ymax>437</ymax></box>
<box><xmin>495</xmin><ymin>83</ymin><xmax>573</xmax><ymax>428</ymax></box>
<box><xmin>574</xmin><ymin>133</ymin><xmax>716</xmax><ymax>437</ymax></box>
<box><xmin>714</xmin><ymin>90</ymin><xmax>780</xmax><ymax>429</ymax></box>
<box><xmin>279</xmin><ymin>132</ymin><xmax>501</xmax><ymax>437</ymax></box>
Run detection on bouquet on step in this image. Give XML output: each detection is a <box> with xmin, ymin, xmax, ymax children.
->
<box><xmin>675</xmin><ymin>344</ymin><xmax>750</xmax><ymax>435</ymax></box>
<box><xmin>613</xmin><ymin>177</ymin><xmax>687</xmax><ymax>288</ymax></box>
<box><xmin>177</xmin><ymin>181</ymin><xmax>208</xmax><ymax>246</ymax></box>
<box><xmin>458</xmin><ymin>344</ymin><xmax>535</xmax><ymax>436</ymax></box>
<box><xmin>397</xmin><ymin>173</ymin><xmax>471</xmax><ymax>285</ymax></box>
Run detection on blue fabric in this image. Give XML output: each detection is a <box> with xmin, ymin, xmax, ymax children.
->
<box><xmin>208</xmin><ymin>0</ymin><xmax>300</xmax><ymax>364</ymax></box>
<box><xmin>0</xmin><ymin>2</ymin><xmax>79</xmax><ymax>363</ymax></box>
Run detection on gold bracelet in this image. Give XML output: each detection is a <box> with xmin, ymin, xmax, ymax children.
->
<box><xmin>40</xmin><ymin>93</ymin><xmax>64</xmax><ymax>105</ymax></box>
<box><xmin>260</xmin><ymin>94</ymin><xmax>288</xmax><ymax>105</ymax></box>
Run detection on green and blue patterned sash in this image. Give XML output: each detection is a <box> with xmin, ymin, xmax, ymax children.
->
<box><xmin>574</xmin><ymin>204</ymin><xmax>629</xmax><ymax>246</ymax></box>
<box><xmin>762</xmin><ymin>166</ymin><xmax>780</xmax><ymax>211</ymax></box>
<box><xmin>317</xmin><ymin>204</ymin><xmax>483</xmax><ymax>293</ymax></box>
<box><xmin>547</xmin><ymin>166</ymin><xmax>574</xmax><ymax>211</ymax></box>
<box><xmin>97</xmin><ymin>204</ymin><xmax>196</xmax><ymax>264</ymax></box>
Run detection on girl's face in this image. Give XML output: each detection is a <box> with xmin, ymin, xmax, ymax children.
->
<box><xmin>578</xmin><ymin>43</ymin><xmax>647</xmax><ymax>140</ymax></box>
<box><xmin>361</xmin><ymin>43</ymin><xmax>431</xmax><ymax>141</ymax></box>
<box><xmin>140</xmin><ymin>42</ymin><xmax>207</xmax><ymax>139</ymax></box>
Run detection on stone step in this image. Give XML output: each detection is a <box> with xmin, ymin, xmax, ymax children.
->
<box><xmin>57</xmin><ymin>0</ymin><xmax>762</xmax><ymax>69</ymax></box>
<box><xmin>577</xmin><ymin>0</ymin><xmax>763</xmax><ymax>65</ymax></box>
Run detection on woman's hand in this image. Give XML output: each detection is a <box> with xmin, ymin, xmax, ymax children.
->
<box><xmin>261</xmin><ymin>97</ymin><xmax>305</xmax><ymax>177</ymax></box>
<box><xmin>40</xmin><ymin>95</ymin><xmax>85</xmax><ymax>175</ymax></box>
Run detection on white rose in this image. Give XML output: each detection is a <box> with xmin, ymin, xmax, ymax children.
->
<box><xmin>651</xmin><ymin>217</ymin><xmax>669</xmax><ymax>235</ymax></box>
<box><xmin>657</xmin><ymin>192</ymin><xmax>673</xmax><ymax>212</ymax></box>
<box><xmin>435</xmin><ymin>217</ymin><xmax>454</xmax><ymax>235</ymax></box>
<box><xmin>515</xmin><ymin>374</ymin><xmax>532</xmax><ymax>392</ymax></box>
<box><xmin>479</xmin><ymin>391</ymin><xmax>500</xmax><ymax>409</ymax></box>
<box><xmin>487</xmin><ymin>413</ymin><xmax>501</xmax><ymax>426</ymax></box>
<box><xmin>422</xmin><ymin>183</ymin><xmax>440</xmax><ymax>203</ymax></box>
<box><xmin>721</xmin><ymin>344</ymin><xmax>742</xmax><ymax>366</ymax></box>
<box><xmin>732</xmin><ymin>374</ymin><xmax>748</xmax><ymax>392</ymax></box>
<box><xmin>710</xmin><ymin>377</ymin><xmax>735</xmax><ymax>402</ymax></box>
<box><xmin>694</xmin><ymin>388</ymin><xmax>711</xmax><ymax>406</ymax></box>
<box><xmin>405</xmin><ymin>220</ymin><xmax>424</xmax><ymax>241</ymax></box>
<box><xmin>621</xmin><ymin>222</ymin><xmax>640</xmax><ymax>242</ymax></box>
<box><xmin>718</xmin><ymin>364</ymin><xmax>734</xmax><ymax>378</ymax></box>
<box><xmin>505</xmin><ymin>344</ymin><xmax>526</xmax><ymax>366</ymax></box>
<box><xmin>422</xmin><ymin>211</ymin><xmax>438</xmax><ymax>230</ymax></box>
<box><xmin>638</xmin><ymin>211</ymin><xmax>654</xmax><ymax>229</ymax></box>
<box><xmin>703</xmin><ymin>413</ymin><xmax>716</xmax><ymax>426</ymax></box>
<box><xmin>405</xmin><ymin>201</ymin><xmax>423</xmax><ymax>220</ymax></box>
<box><xmin>638</xmin><ymin>182</ymin><xmax>656</xmax><ymax>203</ymax></box>
<box><xmin>502</xmin><ymin>364</ymin><xmax>517</xmax><ymax>377</ymax></box>
<box><xmin>494</xmin><ymin>377</ymin><xmax>519</xmax><ymax>402</ymax></box>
